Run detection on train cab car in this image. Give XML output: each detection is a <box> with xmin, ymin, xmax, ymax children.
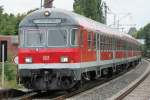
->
<box><xmin>18</xmin><ymin>9</ymin><xmax>86</xmax><ymax>90</ymax></box>
<box><xmin>17</xmin><ymin>8</ymin><xmax>142</xmax><ymax>91</ymax></box>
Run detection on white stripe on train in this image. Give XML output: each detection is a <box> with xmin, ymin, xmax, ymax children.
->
<box><xmin>19</xmin><ymin>56</ymin><xmax>141</xmax><ymax>69</ymax></box>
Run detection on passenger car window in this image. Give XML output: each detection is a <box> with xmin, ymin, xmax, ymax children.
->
<box><xmin>94</xmin><ymin>33</ymin><xmax>97</xmax><ymax>49</ymax></box>
<box><xmin>88</xmin><ymin>32</ymin><xmax>92</xmax><ymax>49</ymax></box>
<box><xmin>97</xmin><ymin>34</ymin><xmax>100</xmax><ymax>50</ymax></box>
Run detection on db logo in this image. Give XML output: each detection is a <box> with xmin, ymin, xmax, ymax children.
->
<box><xmin>43</xmin><ymin>56</ymin><xmax>50</xmax><ymax>61</ymax></box>
<box><xmin>109</xmin><ymin>54</ymin><xmax>112</xmax><ymax>58</ymax></box>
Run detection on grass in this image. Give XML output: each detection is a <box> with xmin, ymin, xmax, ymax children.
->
<box><xmin>0</xmin><ymin>62</ymin><xmax>18</xmax><ymax>88</ymax></box>
<box><xmin>0</xmin><ymin>53</ymin><xmax>23</xmax><ymax>89</ymax></box>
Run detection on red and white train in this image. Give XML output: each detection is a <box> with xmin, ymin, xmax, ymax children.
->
<box><xmin>16</xmin><ymin>8</ymin><xmax>141</xmax><ymax>90</ymax></box>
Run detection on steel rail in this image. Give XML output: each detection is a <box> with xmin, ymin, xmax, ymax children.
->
<box><xmin>0</xmin><ymin>60</ymin><xmax>146</xmax><ymax>100</ymax></box>
<box><xmin>11</xmin><ymin>92</ymin><xmax>38</xmax><ymax>100</ymax></box>
<box><xmin>50</xmin><ymin>68</ymin><xmax>133</xmax><ymax>100</ymax></box>
<box><xmin>112</xmin><ymin>59</ymin><xmax>150</xmax><ymax>100</ymax></box>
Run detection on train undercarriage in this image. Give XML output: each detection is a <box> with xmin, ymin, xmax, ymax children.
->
<box><xmin>19</xmin><ymin>69</ymin><xmax>79</xmax><ymax>91</ymax></box>
<box><xmin>18</xmin><ymin>59</ymin><xmax>141</xmax><ymax>91</ymax></box>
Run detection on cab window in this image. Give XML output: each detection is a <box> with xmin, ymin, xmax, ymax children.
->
<box><xmin>71</xmin><ymin>29</ymin><xmax>79</xmax><ymax>46</ymax></box>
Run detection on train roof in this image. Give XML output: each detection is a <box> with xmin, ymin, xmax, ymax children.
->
<box><xmin>20</xmin><ymin>8</ymin><xmax>140</xmax><ymax>45</ymax></box>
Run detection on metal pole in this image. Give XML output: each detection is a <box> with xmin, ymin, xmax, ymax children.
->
<box><xmin>117</xmin><ymin>19</ymin><xmax>120</xmax><ymax>29</ymax></box>
<box><xmin>41</xmin><ymin>0</ymin><xmax>43</xmax><ymax>8</ymax></box>
<box><xmin>113</xmin><ymin>14</ymin><xmax>116</xmax><ymax>28</ymax></box>
<box><xmin>103</xmin><ymin>2</ymin><xmax>107</xmax><ymax>25</ymax></box>
<box><xmin>1</xmin><ymin>44</ymin><xmax>4</xmax><ymax>87</ymax></box>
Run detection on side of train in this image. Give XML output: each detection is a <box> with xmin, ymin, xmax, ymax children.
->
<box><xmin>17</xmin><ymin>8</ymin><xmax>141</xmax><ymax>90</ymax></box>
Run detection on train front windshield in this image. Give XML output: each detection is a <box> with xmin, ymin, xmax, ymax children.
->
<box><xmin>48</xmin><ymin>29</ymin><xmax>67</xmax><ymax>47</ymax></box>
<box><xmin>24</xmin><ymin>30</ymin><xmax>46</xmax><ymax>47</ymax></box>
<box><xmin>22</xmin><ymin>29</ymin><xmax>68</xmax><ymax>48</ymax></box>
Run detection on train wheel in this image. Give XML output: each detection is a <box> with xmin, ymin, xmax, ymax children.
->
<box><xmin>101</xmin><ymin>68</ymin><xmax>109</xmax><ymax>77</ymax></box>
<box><xmin>116</xmin><ymin>66</ymin><xmax>121</xmax><ymax>74</ymax></box>
<box><xmin>126</xmin><ymin>64</ymin><xmax>130</xmax><ymax>70</ymax></box>
<box><xmin>82</xmin><ymin>72</ymin><xmax>91</xmax><ymax>81</ymax></box>
<box><xmin>24</xmin><ymin>81</ymin><xmax>32</xmax><ymax>89</ymax></box>
<box><xmin>89</xmin><ymin>71</ymin><xmax>96</xmax><ymax>80</ymax></box>
<box><xmin>66</xmin><ymin>81</ymin><xmax>80</xmax><ymax>92</ymax></box>
<box><xmin>108</xmin><ymin>67</ymin><xmax>113</xmax><ymax>78</ymax></box>
<box><xmin>60</xmin><ymin>77</ymin><xmax>75</xmax><ymax>90</ymax></box>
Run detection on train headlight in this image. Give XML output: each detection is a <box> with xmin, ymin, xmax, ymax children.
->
<box><xmin>44</xmin><ymin>11</ymin><xmax>50</xmax><ymax>16</ymax></box>
<box><xmin>14</xmin><ymin>56</ymin><xmax>18</xmax><ymax>64</ymax></box>
<box><xmin>60</xmin><ymin>56</ymin><xmax>69</xmax><ymax>63</ymax></box>
<box><xmin>25</xmin><ymin>57</ymin><xmax>32</xmax><ymax>63</ymax></box>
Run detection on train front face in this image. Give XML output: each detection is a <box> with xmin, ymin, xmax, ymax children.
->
<box><xmin>18</xmin><ymin>9</ymin><xmax>81</xmax><ymax>90</ymax></box>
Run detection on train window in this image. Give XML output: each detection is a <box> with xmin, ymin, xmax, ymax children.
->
<box><xmin>107</xmin><ymin>36</ymin><xmax>110</xmax><ymax>50</ymax></box>
<box><xmin>108</xmin><ymin>37</ymin><xmax>111</xmax><ymax>50</ymax></box>
<box><xmin>119</xmin><ymin>39</ymin><xmax>121</xmax><ymax>50</ymax></box>
<box><xmin>111</xmin><ymin>36</ymin><xmax>114</xmax><ymax>50</ymax></box>
<box><xmin>25</xmin><ymin>30</ymin><xmax>46</xmax><ymax>47</ymax></box>
<box><xmin>71</xmin><ymin>29</ymin><xmax>79</xmax><ymax>46</ymax></box>
<box><xmin>110</xmin><ymin>37</ymin><xmax>112</xmax><ymax>50</ymax></box>
<box><xmin>117</xmin><ymin>39</ymin><xmax>120</xmax><ymax>50</ymax></box>
<box><xmin>121</xmin><ymin>40</ymin><xmax>123</xmax><ymax>50</ymax></box>
<box><xmin>116</xmin><ymin>39</ymin><xmax>118</xmax><ymax>50</ymax></box>
<box><xmin>104</xmin><ymin>36</ymin><xmax>107</xmax><ymax>51</ymax></box>
<box><xmin>100</xmin><ymin>35</ymin><xmax>104</xmax><ymax>51</ymax></box>
<box><xmin>111</xmin><ymin>37</ymin><xmax>113</xmax><ymax>50</ymax></box>
<box><xmin>123</xmin><ymin>41</ymin><xmax>126</xmax><ymax>50</ymax></box>
<box><xmin>88</xmin><ymin>32</ymin><xmax>92</xmax><ymax>49</ymax></box>
<box><xmin>120</xmin><ymin>39</ymin><xmax>122</xmax><ymax>50</ymax></box>
<box><xmin>94</xmin><ymin>33</ymin><xmax>97</xmax><ymax>49</ymax></box>
<box><xmin>97</xmin><ymin>34</ymin><xmax>100</xmax><ymax>50</ymax></box>
<box><xmin>33</xmin><ymin>19</ymin><xmax>62</xmax><ymax>24</ymax></box>
<box><xmin>115</xmin><ymin>38</ymin><xmax>118</xmax><ymax>50</ymax></box>
<box><xmin>48</xmin><ymin>29</ymin><xmax>67</xmax><ymax>47</ymax></box>
<box><xmin>103</xmin><ymin>35</ymin><xmax>106</xmax><ymax>51</ymax></box>
<box><xmin>108</xmin><ymin>36</ymin><xmax>110</xmax><ymax>51</ymax></box>
<box><xmin>19</xmin><ymin>29</ymin><xmax>24</xmax><ymax>47</ymax></box>
<box><xmin>79</xmin><ymin>31</ymin><xmax>83</xmax><ymax>46</ymax></box>
<box><xmin>104</xmin><ymin>36</ymin><xmax>106</xmax><ymax>51</ymax></box>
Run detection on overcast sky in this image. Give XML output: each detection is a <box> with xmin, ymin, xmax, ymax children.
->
<box><xmin>0</xmin><ymin>0</ymin><xmax>149</xmax><ymax>30</ymax></box>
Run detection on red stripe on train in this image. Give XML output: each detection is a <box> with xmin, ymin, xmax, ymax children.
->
<box><xmin>18</xmin><ymin>48</ymin><xmax>81</xmax><ymax>64</ymax></box>
<box><xmin>100</xmin><ymin>52</ymin><xmax>113</xmax><ymax>60</ymax></box>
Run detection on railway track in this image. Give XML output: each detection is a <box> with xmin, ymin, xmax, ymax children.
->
<box><xmin>11</xmin><ymin>92</ymin><xmax>37</xmax><ymax>100</ymax></box>
<box><xmin>0</xmin><ymin>67</ymin><xmax>131</xmax><ymax>100</ymax></box>
<box><xmin>0</xmin><ymin>89</ymin><xmax>36</xmax><ymax>100</ymax></box>
<box><xmin>0</xmin><ymin>89</ymin><xmax>25</xmax><ymax>99</ymax></box>
<box><xmin>1</xmin><ymin>60</ymin><xmax>148</xmax><ymax>100</ymax></box>
<box><xmin>39</xmin><ymin>67</ymin><xmax>135</xmax><ymax>100</ymax></box>
<box><xmin>109</xmin><ymin>59</ymin><xmax>150</xmax><ymax>100</ymax></box>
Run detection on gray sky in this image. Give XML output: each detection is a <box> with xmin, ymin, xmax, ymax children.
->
<box><xmin>105</xmin><ymin>0</ymin><xmax>150</xmax><ymax>30</ymax></box>
<box><xmin>0</xmin><ymin>0</ymin><xmax>149</xmax><ymax>30</ymax></box>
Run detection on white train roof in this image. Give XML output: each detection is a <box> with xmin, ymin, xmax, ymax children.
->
<box><xmin>20</xmin><ymin>8</ymin><xmax>140</xmax><ymax>45</ymax></box>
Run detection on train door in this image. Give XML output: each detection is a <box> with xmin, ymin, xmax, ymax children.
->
<box><xmin>96</xmin><ymin>33</ymin><xmax>100</xmax><ymax>63</ymax></box>
<box><xmin>79</xmin><ymin>29</ymin><xmax>86</xmax><ymax>69</ymax></box>
<box><xmin>112</xmin><ymin>36</ymin><xmax>115</xmax><ymax>65</ymax></box>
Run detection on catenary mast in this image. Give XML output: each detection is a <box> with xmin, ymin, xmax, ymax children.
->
<box><xmin>44</xmin><ymin>0</ymin><xmax>54</xmax><ymax>8</ymax></box>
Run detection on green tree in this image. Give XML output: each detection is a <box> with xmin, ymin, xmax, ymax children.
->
<box><xmin>135</xmin><ymin>28</ymin><xmax>146</xmax><ymax>39</ymax></box>
<box><xmin>136</xmin><ymin>23</ymin><xmax>150</xmax><ymax>57</ymax></box>
<box><xmin>73</xmin><ymin>0</ymin><xmax>104</xmax><ymax>23</ymax></box>
<box><xmin>143</xmin><ymin>23</ymin><xmax>150</xmax><ymax>57</ymax></box>
<box><xmin>0</xmin><ymin>6</ymin><xmax>25</xmax><ymax>35</ymax></box>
